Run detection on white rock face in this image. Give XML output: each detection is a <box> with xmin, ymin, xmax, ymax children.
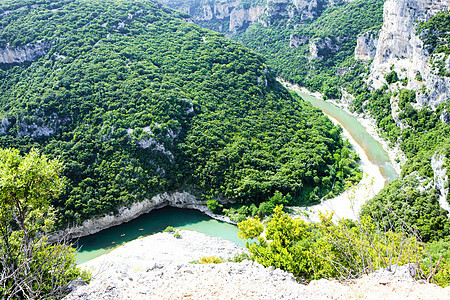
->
<box><xmin>290</xmin><ymin>34</ymin><xmax>308</xmax><ymax>48</ymax></box>
<box><xmin>0</xmin><ymin>117</ymin><xmax>10</xmax><ymax>135</ymax></box>
<box><xmin>432</xmin><ymin>151</ymin><xmax>450</xmax><ymax>215</ymax></box>
<box><xmin>60</xmin><ymin>192</ymin><xmax>206</xmax><ymax>239</ymax></box>
<box><xmin>355</xmin><ymin>31</ymin><xmax>379</xmax><ymax>61</ymax></box>
<box><xmin>369</xmin><ymin>0</ymin><xmax>450</xmax><ymax>108</ymax></box>
<box><xmin>229</xmin><ymin>5</ymin><xmax>265</xmax><ymax>31</ymax></box>
<box><xmin>160</xmin><ymin>0</ymin><xmax>337</xmax><ymax>33</ymax></box>
<box><xmin>0</xmin><ymin>42</ymin><xmax>50</xmax><ymax>64</ymax></box>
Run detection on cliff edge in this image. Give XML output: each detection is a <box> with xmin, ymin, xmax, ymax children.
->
<box><xmin>65</xmin><ymin>230</ymin><xmax>449</xmax><ymax>299</ymax></box>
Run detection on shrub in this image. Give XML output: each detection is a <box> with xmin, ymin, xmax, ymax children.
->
<box><xmin>199</xmin><ymin>256</ymin><xmax>223</xmax><ymax>264</ymax></box>
<box><xmin>163</xmin><ymin>226</ymin><xmax>175</xmax><ymax>233</ymax></box>
<box><xmin>385</xmin><ymin>70</ymin><xmax>399</xmax><ymax>84</ymax></box>
<box><xmin>207</xmin><ymin>199</ymin><xmax>222</xmax><ymax>214</ymax></box>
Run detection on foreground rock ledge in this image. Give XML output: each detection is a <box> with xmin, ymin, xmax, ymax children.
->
<box><xmin>66</xmin><ymin>231</ymin><xmax>450</xmax><ymax>300</ymax></box>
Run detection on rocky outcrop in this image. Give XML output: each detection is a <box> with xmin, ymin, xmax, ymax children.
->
<box><xmin>369</xmin><ymin>0</ymin><xmax>450</xmax><ymax>109</ymax></box>
<box><xmin>0</xmin><ymin>42</ymin><xmax>51</xmax><ymax>64</ymax></box>
<box><xmin>309</xmin><ymin>37</ymin><xmax>342</xmax><ymax>59</ymax></box>
<box><xmin>355</xmin><ymin>31</ymin><xmax>379</xmax><ymax>61</ymax></box>
<box><xmin>432</xmin><ymin>151</ymin><xmax>449</xmax><ymax>215</ymax></box>
<box><xmin>0</xmin><ymin>113</ymin><xmax>68</xmax><ymax>138</ymax></box>
<box><xmin>290</xmin><ymin>34</ymin><xmax>308</xmax><ymax>48</ymax></box>
<box><xmin>65</xmin><ymin>231</ymin><xmax>450</xmax><ymax>299</ymax></box>
<box><xmin>159</xmin><ymin>0</ymin><xmax>344</xmax><ymax>33</ymax></box>
<box><xmin>229</xmin><ymin>5</ymin><xmax>265</xmax><ymax>31</ymax></box>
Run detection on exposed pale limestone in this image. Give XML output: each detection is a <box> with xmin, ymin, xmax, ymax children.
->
<box><xmin>0</xmin><ymin>117</ymin><xmax>10</xmax><ymax>135</ymax></box>
<box><xmin>290</xmin><ymin>34</ymin><xmax>308</xmax><ymax>48</ymax></box>
<box><xmin>159</xmin><ymin>0</ymin><xmax>346</xmax><ymax>34</ymax></box>
<box><xmin>369</xmin><ymin>0</ymin><xmax>450</xmax><ymax>108</ymax></box>
<box><xmin>65</xmin><ymin>231</ymin><xmax>449</xmax><ymax>299</ymax></box>
<box><xmin>355</xmin><ymin>31</ymin><xmax>379</xmax><ymax>61</ymax></box>
<box><xmin>53</xmin><ymin>192</ymin><xmax>233</xmax><ymax>240</ymax></box>
<box><xmin>309</xmin><ymin>37</ymin><xmax>341</xmax><ymax>59</ymax></box>
<box><xmin>432</xmin><ymin>151</ymin><xmax>449</xmax><ymax>215</ymax></box>
<box><xmin>0</xmin><ymin>42</ymin><xmax>51</xmax><ymax>64</ymax></box>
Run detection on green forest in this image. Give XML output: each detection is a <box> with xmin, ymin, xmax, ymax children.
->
<box><xmin>0</xmin><ymin>0</ymin><xmax>361</xmax><ymax>227</ymax></box>
<box><xmin>2</xmin><ymin>0</ymin><xmax>450</xmax><ymax>297</ymax></box>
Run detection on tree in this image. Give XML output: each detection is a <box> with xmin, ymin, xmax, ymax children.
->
<box><xmin>238</xmin><ymin>205</ymin><xmax>314</xmax><ymax>280</ymax></box>
<box><xmin>0</xmin><ymin>148</ymin><xmax>88</xmax><ymax>299</ymax></box>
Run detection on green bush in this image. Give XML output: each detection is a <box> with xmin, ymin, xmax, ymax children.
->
<box><xmin>385</xmin><ymin>70</ymin><xmax>400</xmax><ymax>84</ymax></box>
<box><xmin>163</xmin><ymin>226</ymin><xmax>175</xmax><ymax>233</ymax></box>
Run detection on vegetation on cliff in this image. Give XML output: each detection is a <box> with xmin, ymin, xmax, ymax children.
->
<box><xmin>0</xmin><ymin>0</ymin><xmax>361</xmax><ymax>227</ymax></box>
<box><xmin>233</xmin><ymin>0</ymin><xmax>384</xmax><ymax>98</ymax></box>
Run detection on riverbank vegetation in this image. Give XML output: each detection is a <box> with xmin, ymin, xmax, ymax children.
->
<box><xmin>0</xmin><ymin>0</ymin><xmax>361</xmax><ymax>227</ymax></box>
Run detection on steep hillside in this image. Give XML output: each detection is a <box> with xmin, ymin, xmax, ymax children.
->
<box><xmin>0</xmin><ymin>0</ymin><xmax>360</xmax><ymax>228</ymax></box>
<box><xmin>159</xmin><ymin>0</ymin><xmax>385</xmax><ymax>99</ymax></box>
<box><xmin>161</xmin><ymin>0</ymin><xmax>450</xmax><ymax>241</ymax></box>
<box><xmin>158</xmin><ymin>0</ymin><xmax>332</xmax><ymax>34</ymax></box>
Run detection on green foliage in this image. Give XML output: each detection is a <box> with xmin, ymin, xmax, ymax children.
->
<box><xmin>173</xmin><ymin>231</ymin><xmax>182</xmax><ymax>239</ymax></box>
<box><xmin>417</xmin><ymin>11</ymin><xmax>450</xmax><ymax>55</ymax></box>
<box><xmin>384</xmin><ymin>70</ymin><xmax>399</xmax><ymax>84</ymax></box>
<box><xmin>238</xmin><ymin>206</ymin><xmax>315</xmax><ymax>280</ymax></box>
<box><xmin>0</xmin><ymin>0</ymin><xmax>361</xmax><ymax>226</ymax></box>
<box><xmin>360</xmin><ymin>177</ymin><xmax>450</xmax><ymax>243</ymax></box>
<box><xmin>163</xmin><ymin>226</ymin><xmax>175</xmax><ymax>233</ymax></box>
<box><xmin>313</xmin><ymin>213</ymin><xmax>424</xmax><ymax>279</ymax></box>
<box><xmin>0</xmin><ymin>148</ymin><xmax>88</xmax><ymax>299</ymax></box>
<box><xmin>426</xmin><ymin>238</ymin><xmax>450</xmax><ymax>287</ymax></box>
<box><xmin>417</xmin><ymin>10</ymin><xmax>450</xmax><ymax>76</ymax></box>
<box><xmin>206</xmin><ymin>199</ymin><xmax>222</xmax><ymax>214</ymax></box>
<box><xmin>199</xmin><ymin>256</ymin><xmax>223</xmax><ymax>264</ymax></box>
<box><xmin>238</xmin><ymin>205</ymin><xmax>427</xmax><ymax>282</ymax></box>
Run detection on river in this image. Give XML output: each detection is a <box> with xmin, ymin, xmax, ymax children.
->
<box><xmin>76</xmin><ymin>91</ymin><xmax>397</xmax><ymax>264</ymax></box>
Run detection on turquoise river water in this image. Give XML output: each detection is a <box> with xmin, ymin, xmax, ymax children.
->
<box><xmin>76</xmin><ymin>92</ymin><xmax>397</xmax><ymax>264</ymax></box>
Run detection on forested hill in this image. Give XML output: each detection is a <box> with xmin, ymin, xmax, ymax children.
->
<box><xmin>0</xmin><ymin>0</ymin><xmax>360</xmax><ymax>227</ymax></box>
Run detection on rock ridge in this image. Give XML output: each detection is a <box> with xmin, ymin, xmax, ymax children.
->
<box><xmin>369</xmin><ymin>0</ymin><xmax>450</xmax><ymax>108</ymax></box>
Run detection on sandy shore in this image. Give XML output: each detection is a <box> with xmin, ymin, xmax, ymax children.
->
<box><xmin>293</xmin><ymin>112</ymin><xmax>386</xmax><ymax>222</ymax></box>
<box><xmin>280</xmin><ymin>80</ymin><xmax>402</xmax><ymax>221</ymax></box>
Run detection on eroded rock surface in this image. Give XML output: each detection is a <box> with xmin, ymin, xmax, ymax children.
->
<box><xmin>0</xmin><ymin>42</ymin><xmax>50</xmax><ymax>64</ymax></box>
<box><xmin>65</xmin><ymin>231</ymin><xmax>450</xmax><ymax>300</ymax></box>
<box><xmin>369</xmin><ymin>0</ymin><xmax>450</xmax><ymax>108</ymax></box>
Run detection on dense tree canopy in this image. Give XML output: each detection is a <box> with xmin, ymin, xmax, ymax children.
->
<box><xmin>0</xmin><ymin>0</ymin><xmax>360</xmax><ymax>226</ymax></box>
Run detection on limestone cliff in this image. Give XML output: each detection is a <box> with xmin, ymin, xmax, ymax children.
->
<box><xmin>0</xmin><ymin>42</ymin><xmax>50</xmax><ymax>64</ymax></box>
<box><xmin>158</xmin><ymin>0</ymin><xmax>353</xmax><ymax>33</ymax></box>
<box><xmin>354</xmin><ymin>31</ymin><xmax>378</xmax><ymax>61</ymax></box>
<box><xmin>368</xmin><ymin>0</ymin><xmax>450</xmax><ymax>108</ymax></box>
<box><xmin>53</xmin><ymin>192</ymin><xmax>232</xmax><ymax>240</ymax></box>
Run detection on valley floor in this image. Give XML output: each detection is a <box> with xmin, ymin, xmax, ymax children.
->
<box><xmin>293</xmin><ymin>112</ymin><xmax>386</xmax><ymax>222</ymax></box>
<box><xmin>281</xmin><ymin>81</ymin><xmax>393</xmax><ymax>221</ymax></box>
<box><xmin>66</xmin><ymin>230</ymin><xmax>449</xmax><ymax>299</ymax></box>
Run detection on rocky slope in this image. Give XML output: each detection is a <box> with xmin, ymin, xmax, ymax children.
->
<box><xmin>368</xmin><ymin>0</ymin><xmax>450</xmax><ymax>108</ymax></box>
<box><xmin>158</xmin><ymin>0</ymin><xmax>354</xmax><ymax>34</ymax></box>
<box><xmin>65</xmin><ymin>230</ymin><xmax>450</xmax><ymax>299</ymax></box>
